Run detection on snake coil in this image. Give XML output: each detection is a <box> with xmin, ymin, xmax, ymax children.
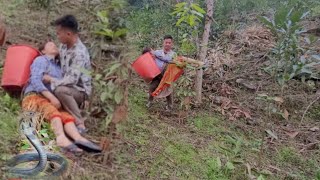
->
<box><xmin>6</xmin><ymin>111</ymin><xmax>68</xmax><ymax>178</ymax></box>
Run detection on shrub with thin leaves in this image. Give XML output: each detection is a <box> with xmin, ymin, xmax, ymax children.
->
<box><xmin>260</xmin><ymin>6</ymin><xmax>320</xmax><ymax>86</ymax></box>
<box><xmin>93</xmin><ymin>59</ymin><xmax>128</xmax><ymax>128</ymax></box>
<box><xmin>94</xmin><ymin>10</ymin><xmax>127</xmax><ymax>41</ymax></box>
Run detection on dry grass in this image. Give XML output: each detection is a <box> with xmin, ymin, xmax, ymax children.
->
<box><xmin>208</xmin><ymin>24</ymin><xmax>275</xmax><ymax>70</ymax></box>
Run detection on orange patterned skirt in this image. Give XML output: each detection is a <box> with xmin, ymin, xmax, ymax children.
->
<box><xmin>22</xmin><ymin>94</ymin><xmax>75</xmax><ymax>124</ymax></box>
<box><xmin>151</xmin><ymin>61</ymin><xmax>184</xmax><ymax>97</ymax></box>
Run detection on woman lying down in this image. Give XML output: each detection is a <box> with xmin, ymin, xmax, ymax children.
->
<box><xmin>22</xmin><ymin>41</ymin><xmax>101</xmax><ymax>153</ymax></box>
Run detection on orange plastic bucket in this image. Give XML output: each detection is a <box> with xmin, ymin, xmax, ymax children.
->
<box><xmin>132</xmin><ymin>52</ymin><xmax>161</xmax><ymax>82</ymax></box>
<box><xmin>1</xmin><ymin>45</ymin><xmax>40</xmax><ymax>93</ymax></box>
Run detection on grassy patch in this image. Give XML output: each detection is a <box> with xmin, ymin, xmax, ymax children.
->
<box><xmin>118</xmin><ymin>87</ymin><xmax>252</xmax><ymax>179</ymax></box>
<box><xmin>75</xmin><ymin>86</ymin><xmax>320</xmax><ymax>179</ymax></box>
<box><xmin>277</xmin><ymin>147</ymin><xmax>302</xmax><ymax>165</ymax></box>
<box><xmin>0</xmin><ymin>111</ymin><xmax>19</xmax><ymax>152</ymax></box>
<box><xmin>146</xmin><ymin>139</ymin><xmax>233</xmax><ymax>179</ymax></box>
<box><xmin>189</xmin><ymin>113</ymin><xmax>223</xmax><ymax>135</ymax></box>
<box><xmin>307</xmin><ymin>104</ymin><xmax>320</xmax><ymax>122</ymax></box>
<box><xmin>0</xmin><ymin>0</ymin><xmax>24</xmax><ymax>19</ymax></box>
<box><xmin>0</xmin><ymin>93</ymin><xmax>21</xmax><ymax>177</ymax></box>
<box><xmin>273</xmin><ymin>146</ymin><xmax>320</xmax><ymax>179</ymax></box>
<box><xmin>316</xmin><ymin>170</ymin><xmax>320</xmax><ymax>180</ymax></box>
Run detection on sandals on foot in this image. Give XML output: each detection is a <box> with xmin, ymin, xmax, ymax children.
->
<box><xmin>60</xmin><ymin>143</ymin><xmax>83</xmax><ymax>154</ymax></box>
<box><xmin>74</xmin><ymin>140</ymin><xmax>102</xmax><ymax>153</ymax></box>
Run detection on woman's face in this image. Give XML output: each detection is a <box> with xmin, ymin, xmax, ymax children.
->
<box><xmin>42</xmin><ymin>42</ymin><xmax>59</xmax><ymax>56</ymax></box>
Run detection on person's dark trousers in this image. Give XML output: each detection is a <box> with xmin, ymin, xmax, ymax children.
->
<box><xmin>148</xmin><ymin>74</ymin><xmax>173</xmax><ymax>109</ymax></box>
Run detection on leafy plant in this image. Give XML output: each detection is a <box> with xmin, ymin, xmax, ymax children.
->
<box><xmin>19</xmin><ymin>121</ymin><xmax>54</xmax><ymax>151</ymax></box>
<box><xmin>257</xmin><ymin>175</ymin><xmax>266</xmax><ymax>180</ymax></box>
<box><xmin>0</xmin><ymin>93</ymin><xmax>20</xmax><ymax>113</ymax></box>
<box><xmin>94</xmin><ymin>10</ymin><xmax>127</xmax><ymax>40</ymax></box>
<box><xmin>93</xmin><ymin>59</ymin><xmax>128</xmax><ymax>128</ymax></box>
<box><xmin>256</xmin><ymin>94</ymin><xmax>289</xmax><ymax>120</ymax></box>
<box><xmin>169</xmin><ymin>2</ymin><xmax>206</xmax><ymax>108</ymax></box>
<box><xmin>260</xmin><ymin>7</ymin><xmax>320</xmax><ymax>87</ymax></box>
<box><xmin>206</xmin><ymin>157</ymin><xmax>231</xmax><ymax>179</ymax></box>
<box><xmin>216</xmin><ymin>135</ymin><xmax>246</xmax><ymax>176</ymax></box>
<box><xmin>39</xmin><ymin>122</ymin><xmax>54</xmax><ymax>144</ymax></box>
<box><xmin>180</xmin><ymin>38</ymin><xmax>197</xmax><ymax>56</ymax></box>
<box><xmin>171</xmin><ymin>2</ymin><xmax>206</xmax><ymax>56</ymax></box>
<box><xmin>171</xmin><ymin>2</ymin><xmax>205</xmax><ymax>27</ymax></box>
<box><xmin>20</xmin><ymin>139</ymin><xmax>31</xmax><ymax>151</ymax></box>
<box><xmin>175</xmin><ymin>66</ymin><xmax>196</xmax><ymax>110</ymax></box>
<box><xmin>127</xmin><ymin>5</ymin><xmax>177</xmax><ymax>49</ymax></box>
<box><xmin>90</xmin><ymin>1</ymin><xmax>129</xmax><ymax>130</ymax></box>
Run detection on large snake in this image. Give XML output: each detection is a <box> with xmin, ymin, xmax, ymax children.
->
<box><xmin>5</xmin><ymin>111</ymin><xmax>68</xmax><ymax>178</ymax></box>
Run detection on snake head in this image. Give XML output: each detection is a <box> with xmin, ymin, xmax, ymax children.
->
<box><xmin>19</xmin><ymin>111</ymin><xmax>37</xmax><ymax>136</ymax></box>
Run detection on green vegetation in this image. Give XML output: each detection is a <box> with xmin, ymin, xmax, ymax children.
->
<box><xmin>277</xmin><ymin>147</ymin><xmax>302</xmax><ymax>165</ymax></box>
<box><xmin>261</xmin><ymin>6</ymin><xmax>320</xmax><ymax>88</ymax></box>
<box><xmin>0</xmin><ymin>93</ymin><xmax>20</xmax><ymax>175</ymax></box>
<box><xmin>116</xmin><ymin>87</ymin><xmax>320</xmax><ymax>179</ymax></box>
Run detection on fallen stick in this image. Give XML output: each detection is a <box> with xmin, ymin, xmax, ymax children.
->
<box><xmin>299</xmin><ymin>95</ymin><xmax>320</xmax><ymax>127</ymax></box>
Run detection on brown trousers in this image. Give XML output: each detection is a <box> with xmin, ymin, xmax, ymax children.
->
<box><xmin>54</xmin><ymin>86</ymin><xmax>86</xmax><ymax>126</ymax></box>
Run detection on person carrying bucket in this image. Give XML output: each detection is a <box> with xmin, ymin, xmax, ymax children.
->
<box><xmin>132</xmin><ymin>36</ymin><xmax>204</xmax><ymax>112</ymax></box>
<box><xmin>146</xmin><ymin>35</ymin><xmax>177</xmax><ymax>111</ymax></box>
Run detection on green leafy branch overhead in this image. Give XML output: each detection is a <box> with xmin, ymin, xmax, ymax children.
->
<box><xmin>171</xmin><ymin>2</ymin><xmax>206</xmax><ymax>27</ymax></box>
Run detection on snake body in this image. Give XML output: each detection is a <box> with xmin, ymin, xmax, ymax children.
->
<box><xmin>6</xmin><ymin>111</ymin><xmax>68</xmax><ymax>177</ymax></box>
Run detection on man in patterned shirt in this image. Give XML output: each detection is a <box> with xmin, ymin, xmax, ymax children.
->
<box><xmin>43</xmin><ymin>15</ymin><xmax>91</xmax><ymax>134</ymax></box>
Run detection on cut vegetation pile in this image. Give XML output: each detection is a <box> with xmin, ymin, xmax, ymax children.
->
<box><xmin>207</xmin><ymin>24</ymin><xmax>275</xmax><ymax>70</ymax></box>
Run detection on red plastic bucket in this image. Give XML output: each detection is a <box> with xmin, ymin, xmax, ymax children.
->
<box><xmin>1</xmin><ymin>45</ymin><xmax>40</xmax><ymax>93</ymax></box>
<box><xmin>132</xmin><ymin>52</ymin><xmax>161</xmax><ymax>82</ymax></box>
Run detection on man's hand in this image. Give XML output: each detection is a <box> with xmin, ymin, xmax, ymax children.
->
<box><xmin>43</xmin><ymin>74</ymin><xmax>52</xmax><ymax>84</ymax></box>
<box><xmin>41</xmin><ymin>90</ymin><xmax>61</xmax><ymax>109</ymax></box>
<box><xmin>50</xmin><ymin>96</ymin><xmax>61</xmax><ymax>109</ymax></box>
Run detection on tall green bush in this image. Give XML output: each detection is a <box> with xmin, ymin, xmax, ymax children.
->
<box><xmin>260</xmin><ymin>6</ymin><xmax>320</xmax><ymax>88</ymax></box>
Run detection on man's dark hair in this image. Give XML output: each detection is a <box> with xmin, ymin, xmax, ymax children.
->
<box><xmin>163</xmin><ymin>35</ymin><xmax>173</xmax><ymax>40</ymax></box>
<box><xmin>53</xmin><ymin>15</ymin><xmax>78</xmax><ymax>33</ymax></box>
<box><xmin>142</xmin><ymin>47</ymin><xmax>152</xmax><ymax>54</ymax></box>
